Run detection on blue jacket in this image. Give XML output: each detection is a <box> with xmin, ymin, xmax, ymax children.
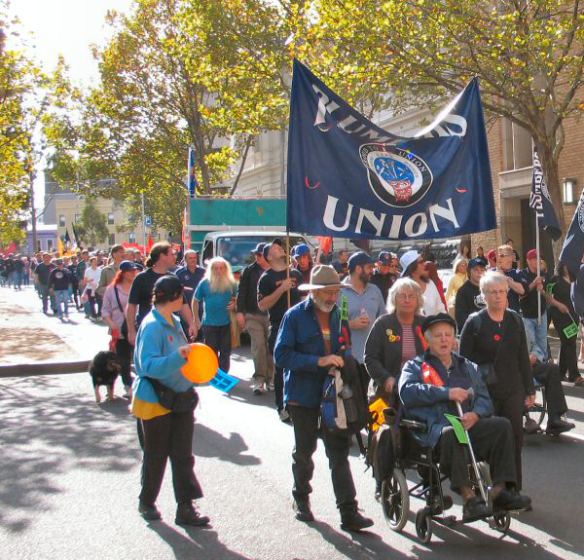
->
<box><xmin>275</xmin><ymin>297</ymin><xmax>344</xmax><ymax>408</ymax></box>
<box><xmin>398</xmin><ymin>351</ymin><xmax>493</xmax><ymax>448</ymax></box>
<box><xmin>133</xmin><ymin>308</ymin><xmax>194</xmax><ymax>403</ymax></box>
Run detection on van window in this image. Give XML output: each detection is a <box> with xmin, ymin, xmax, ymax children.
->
<box><xmin>202</xmin><ymin>241</ymin><xmax>213</xmax><ymax>264</ymax></box>
<box><xmin>216</xmin><ymin>235</ymin><xmax>305</xmax><ymax>268</ymax></box>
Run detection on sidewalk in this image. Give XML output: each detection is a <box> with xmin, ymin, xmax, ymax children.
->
<box><xmin>0</xmin><ymin>285</ymin><xmax>110</xmax><ymax>369</ymax></box>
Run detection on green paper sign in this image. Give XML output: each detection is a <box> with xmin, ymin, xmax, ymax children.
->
<box><xmin>341</xmin><ymin>296</ymin><xmax>349</xmax><ymax>321</ymax></box>
<box><xmin>563</xmin><ymin>322</ymin><xmax>579</xmax><ymax>339</ymax></box>
<box><xmin>444</xmin><ymin>413</ymin><xmax>469</xmax><ymax>445</ymax></box>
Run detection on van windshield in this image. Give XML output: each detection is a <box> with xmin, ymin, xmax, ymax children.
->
<box><xmin>216</xmin><ymin>235</ymin><xmax>305</xmax><ymax>267</ymax></box>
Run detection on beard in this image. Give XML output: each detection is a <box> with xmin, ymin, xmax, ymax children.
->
<box><xmin>359</xmin><ymin>271</ymin><xmax>370</xmax><ymax>285</ymax></box>
<box><xmin>312</xmin><ymin>294</ymin><xmax>335</xmax><ymax>313</ymax></box>
<box><xmin>210</xmin><ymin>274</ymin><xmax>233</xmax><ymax>293</ymax></box>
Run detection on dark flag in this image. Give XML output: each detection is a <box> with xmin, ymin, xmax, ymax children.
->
<box><xmin>286</xmin><ymin>60</ymin><xmax>497</xmax><ymax>240</ymax></box>
<box><xmin>559</xmin><ymin>187</ymin><xmax>584</xmax><ymax>277</ymax></box>
<box><xmin>64</xmin><ymin>229</ymin><xmax>71</xmax><ymax>246</ymax></box>
<box><xmin>72</xmin><ymin>224</ymin><xmax>81</xmax><ymax>248</ymax></box>
<box><xmin>529</xmin><ymin>150</ymin><xmax>562</xmax><ymax>241</ymax></box>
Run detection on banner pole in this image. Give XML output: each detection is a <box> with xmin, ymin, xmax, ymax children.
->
<box><xmin>286</xmin><ymin>229</ymin><xmax>291</xmax><ymax>308</ymax></box>
<box><xmin>536</xmin><ymin>215</ymin><xmax>541</xmax><ymax>326</ymax></box>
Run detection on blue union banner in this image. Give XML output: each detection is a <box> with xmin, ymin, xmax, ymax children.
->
<box><xmin>286</xmin><ymin>60</ymin><xmax>497</xmax><ymax>240</ymax></box>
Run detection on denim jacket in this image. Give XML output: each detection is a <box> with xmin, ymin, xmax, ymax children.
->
<box><xmin>275</xmin><ymin>297</ymin><xmax>344</xmax><ymax>408</ymax></box>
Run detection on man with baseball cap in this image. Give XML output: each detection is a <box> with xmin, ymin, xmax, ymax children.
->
<box><xmin>370</xmin><ymin>251</ymin><xmax>398</xmax><ymax>302</ymax></box>
<box><xmin>291</xmin><ymin>243</ymin><xmax>313</xmax><ymax>284</ymax></box>
<box><xmin>236</xmin><ymin>242</ymin><xmax>273</xmax><ymax>394</ymax></box>
<box><xmin>258</xmin><ymin>240</ymin><xmax>303</xmax><ymax>420</ymax></box>
<box><xmin>339</xmin><ymin>251</ymin><xmax>385</xmax><ymax>366</ymax></box>
<box><xmin>519</xmin><ymin>249</ymin><xmax>549</xmax><ymax>361</ymax></box>
<box><xmin>400</xmin><ymin>250</ymin><xmax>447</xmax><ymax>316</ymax></box>
<box><xmin>274</xmin><ymin>265</ymin><xmax>374</xmax><ymax>531</ymax></box>
<box><xmin>454</xmin><ymin>257</ymin><xmax>488</xmax><ymax>332</ymax></box>
<box><xmin>399</xmin><ymin>313</ymin><xmax>531</xmax><ymax>521</ymax></box>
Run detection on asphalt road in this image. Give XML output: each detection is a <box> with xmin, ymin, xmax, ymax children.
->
<box><xmin>1</xmin><ymin>286</ymin><xmax>584</xmax><ymax>559</ymax></box>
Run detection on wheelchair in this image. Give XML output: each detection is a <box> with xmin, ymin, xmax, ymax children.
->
<box><xmin>523</xmin><ymin>379</ymin><xmax>547</xmax><ymax>434</ymax></box>
<box><xmin>375</xmin><ymin>410</ymin><xmax>512</xmax><ymax>544</ymax></box>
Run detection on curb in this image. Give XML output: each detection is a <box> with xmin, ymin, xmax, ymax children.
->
<box><xmin>0</xmin><ymin>360</ymin><xmax>90</xmax><ymax>378</ymax></box>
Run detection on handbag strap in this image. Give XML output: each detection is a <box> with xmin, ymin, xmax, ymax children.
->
<box><xmin>113</xmin><ymin>286</ymin><xmax>125</xmax><ymax>315</ymax></box>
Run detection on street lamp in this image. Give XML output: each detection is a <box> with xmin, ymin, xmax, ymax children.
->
<box><xmin>562</xmin><ymin>178</ymin><xmax>576</xmax><ymax>204</ymax></box>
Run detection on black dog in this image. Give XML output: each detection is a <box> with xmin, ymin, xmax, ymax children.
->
<box><xmin>89</xmin><ymin>351</ymin><xmax>122</xmax><ymax>403</ymax></box>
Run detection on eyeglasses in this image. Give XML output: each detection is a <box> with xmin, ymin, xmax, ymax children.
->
<box><xmin>396</xmin><ymin>292</ymin><xmax>416</xmax><ymax>300</ymax></box>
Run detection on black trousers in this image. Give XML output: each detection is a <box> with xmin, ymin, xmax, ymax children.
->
<box><xmin>532</xmin><ymin>361</ymin><xmax>568</xmax><ymax>419</ymax></box>
<box><xmin>557</xmin><ymin>329</ymin><xmax>579</xmax><ymax>381</ymax></box>
<box><xmin>268</xmin><ymin>321</ymin><xmax>284</xmax><ymax>412</ymax></box>
<box><xmin>288</xmin><ymin>405</ymin><xmax>358</xmax><ymax>514</ymax></box>
<box><xmin>139</xmin><ymin>410</ymin><xmax>203</xmax><ymax>506</ymax></box>
<box><xmin>491</xmin><ymin>392</ymin><xmax>525</xmax><ymax>490</ymax></box>
<box><xmin>115</xmin><ymin>338</ymin><xmax>133</xmax><ymax>387</ymax></box>
<box><xmin>203</xmin><ymin>324</ymin><xmax>231</xmax><ymax>373</ymax></box>
<box><xmin>439</xmin><ymin>416</ymin><xmax>517</xmax><ymax>492</ymax></box>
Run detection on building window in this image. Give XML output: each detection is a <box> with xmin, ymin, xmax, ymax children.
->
<box><xmin>108</xmin><ymin>213</ymin><xmax>115</xmax><ymax>225</ymax></box>
<box><xmin>563</xmin><ymin>178</ymin><xmax>576</xmax><ymax>204</ymax></box>
<box><xmin>47</xmin><ymin>239</ymin><xmax>53</xmax><ymax>251</ymax></box>
<box><xmin>503</xmin><ymin>119</ymin><xmax>532</xmax><ymax>171</ymax></box>
<box><xmin>129</xmin><ymin>232</ymin><xmax>136</xmax><ymax>243</ymax></box>
<box><xmin>36</xmin><ymin>240</ymin><xmax>41</xmax><ymax>252</ymax></box>
<box><xmin>108</xmin><ymin>233</ymin><xmax>116</xmax><ymax>246</ymax></box>
<box><xmin>59</xmin><ymin>215</ymin><xmax>66</xmax><ymax>227</ymax></box>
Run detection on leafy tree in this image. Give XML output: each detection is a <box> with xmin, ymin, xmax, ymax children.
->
<box><xmin>294</xmin><ymin>0</ymin><xmax>584</xmax><ymax>248</ymax></box>
<box><xmin>76</xmin><ymin>198</ymin><xmax>109</xmax><ymax>247</ymax></box>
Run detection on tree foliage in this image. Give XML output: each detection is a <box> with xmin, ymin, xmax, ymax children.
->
<box><xmin>76</xmin><ymin>198</ymin><xmax>109</xmax><ymax>247</ymax></box>
<box><xmin>293</xmin><ymin>0</ymin><xmax>584</xmax><ymax>236</ymax></box>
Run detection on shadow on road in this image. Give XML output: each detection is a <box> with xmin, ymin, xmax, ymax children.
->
<box><xmin>147</xmin><ymin>521</ymin><xmax>252</xmax><ymax>560</ymax></box>
<box><xmin>194</xmin><ymin>423</ymin><xmax>261</xmax><ymax>466</ymax></box>
<box><xmin>0</xmin><ymin>375</ymin><xmax>140</xmax><ymax>533</ymax></box>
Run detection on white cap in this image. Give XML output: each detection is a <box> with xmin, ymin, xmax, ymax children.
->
<box><xmin>399</xmin><ymin>250</ymin><xmax>421</xmax><ymax>277</ymax></box>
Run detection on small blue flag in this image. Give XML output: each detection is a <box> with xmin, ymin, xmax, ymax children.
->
<box><xmin>210</xmin><ymin>369</ymin><xmax>240</xmax><ymax>393</ymax></box>
<box><xmin>187</xmin><ymin>146</ymin><xmax>197</xmax><ymax>198</ymax></box>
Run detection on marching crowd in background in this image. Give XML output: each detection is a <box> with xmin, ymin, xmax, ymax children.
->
<box><xmin>1</xmin><ymin>236</ymin><xmax>583</xmax><ymax>529</ymax></box>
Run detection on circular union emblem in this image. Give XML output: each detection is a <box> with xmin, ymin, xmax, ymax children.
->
<box><xmin>359</xmin><ymin>144</ymin><xmax>433</xmax><ymax>208</ymax></box>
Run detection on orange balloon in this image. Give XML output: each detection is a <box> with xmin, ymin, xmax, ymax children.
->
<box><xmin>181</xmin><ymin>343</ymin><xmax>219</xmax><ymax>384</ymax></box>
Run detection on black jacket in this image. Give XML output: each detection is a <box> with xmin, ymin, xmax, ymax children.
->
<box><xmin>364</xmin><ymin>313</ymin><xmax>426</xmax><ymax>399</ymax></box>
<box><xmin>236</xmin><ymin>261</ymin><xmax>266</xmax><ymax>315</ymax></box>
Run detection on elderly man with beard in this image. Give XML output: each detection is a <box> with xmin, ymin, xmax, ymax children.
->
<box><xmin>274</xmin><ymin>265</ymin><xmax>374</xmax><ymax>532</ymax></box>
<box><xmin>400</xmin><ymin>250</ymin><xmax>447</xmax><ymax>316</ymax></box>
<box><xmin>339</xmin><ymin>251</ymin><xmax>386</xmax><ymax>371</ymax></box>
<box><xmin>193</xmin><ymin>257</ymin><xmax>238</xmax><ymax>374</ymax></box>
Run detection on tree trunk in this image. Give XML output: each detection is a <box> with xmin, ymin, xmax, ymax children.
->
<box><xmin>229</xmin><ymin>135</ymin><xmax>253</xmax><ymax>196</ymax></box>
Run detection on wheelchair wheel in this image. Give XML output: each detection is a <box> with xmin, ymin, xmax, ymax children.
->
<box><xmin>415</xmin><ymin>508</ymin><xmax>433</xmax><ymax>543</ymax></box>
<box><xmin>529</xmin><ymin>387</ymin><xmax>547</xmax><ymax>429</ymax></box>
<box><xmin>381</xmin><ymin>468</ymin><xmax>409</xmax><ymax>532</ymax></box>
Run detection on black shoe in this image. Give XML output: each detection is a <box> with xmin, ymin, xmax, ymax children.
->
<box><xmin>139</xmin><ymin>501</ymin><xmax>161</xmax><ymax>521</ymax></box>
<box><xmin>340</xmin><ymin>511</ymin><xmax>374</xmax><ymax>532</ymax></box>
<box><xmin>546</xmin><ymin>419</ymin><xmax>575</xmax><ymax>434</ymax></box>
<box><xmin>524</xmin><ymin>417</ymin><xmax>539</xmax><ymax>435</ymax></box>
<box><xmin>493</xmin><ymin>489</ymin><xmax>531</xmax><ymax>511</ymax></box>
<box><xmin>462</xmin><ymin>497</ymin><xmax>491</xmax><ymax>522</ymax></box>
<box><xmin>293</xmin><ymin>499</ymin><xmax>314</xmax><ymax>522</ymax></box>
<box><xmin>175</xmin><ymin>502</ymin><xmax>210</xmax><ymax>527</ymax></box>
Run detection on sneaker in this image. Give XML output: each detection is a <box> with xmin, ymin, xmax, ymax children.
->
<box><xmin>266</xmin><ymin>382</ymin><xmax>275</xmax><ymax>391</ymax></box>
<box><xmin>462</xmin><ymin>496</ymin><xmax>491</xmax><ymax>522</ymax></box>
<box><xmin>279</xmin><ymin>409</ymin><xmax>291</xmax><ymax>423</ymax></box>
<box><xmin>252</xmin><ymin>383</ymin><xmax>265</xmax><ymax>396</ymax></box>
<box><xmin>493</xmin><ymin>489</ymin><xmax>531</xmax><ymax>511</ymax></box>
<box><xmin>293</xmin><ymin>499</ymin><xmax>314</xmax><ymax>522</ymax></box>
<box><xmin>175</xmin><ymin>502</ymin><xmax>210</xmax><ymax>527</ymax></box>
<box><xmin>139</xmin><ymin>501</ymin><xmax>161</xmax><ymax>521</ymax></box>
<box><xmin>340</xmin><ymin>510</ymin><xmax>374</xmax><ymax>532</ymax></box>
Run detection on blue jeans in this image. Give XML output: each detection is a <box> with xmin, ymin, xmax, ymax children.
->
<box><xmin>523</xmin><ymin>312</ymin><xmax>548</xmax><ymax>361</ymax></box>
<box><xmin>39</xmin><ymin>284</ymin><xmax>56</xmax><ymax>313</ymax></box>
<box><xmin>55</xmin><ymin>290</ymin><xmax>69</xmax><ymax>318</ymax></box>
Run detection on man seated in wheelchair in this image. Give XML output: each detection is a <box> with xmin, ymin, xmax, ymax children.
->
<box><xmin>398</xmin><ymin>313</ymin><xmax>532</xmax><ymax>521</ymax></box>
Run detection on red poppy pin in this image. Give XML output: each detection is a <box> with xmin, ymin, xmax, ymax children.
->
<box><xmin>493</xmin><ymin>334</ymin><xmax>501</xmax><ymax>342</ymax></box>
<box><xmin>169</xmin><ymin>335</ymin><xmax>174</xmax><ymax>343</ymax></box>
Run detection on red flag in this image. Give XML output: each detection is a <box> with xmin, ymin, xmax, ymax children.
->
<box><xmin>146</xmin><ymin>235</ymin><xmax>154</xmax><ymax>254</ymax></box>
<box><xmin>317</xmin><ymin>236</ymin><xmax>333</xmax><ymax>255</ymax></box>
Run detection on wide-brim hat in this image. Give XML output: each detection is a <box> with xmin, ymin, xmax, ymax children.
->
<box><xmin>298</xmin><ymin>265</ymin><xmax>343</xmax><ymax>291</ymax></box>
